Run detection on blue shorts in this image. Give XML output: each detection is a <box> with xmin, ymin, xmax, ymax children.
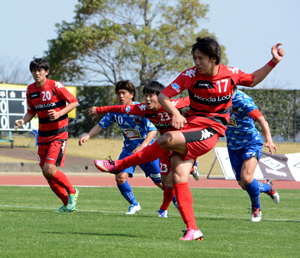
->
<box><xmin>119</xmin><ymin>150</ymin><xmax>161</xmax><ymax>184</ymax></box>
<box><xmin>227</xmin><ymin>142</ymin><xmax>263</xmax><ymax>181</ymax></box>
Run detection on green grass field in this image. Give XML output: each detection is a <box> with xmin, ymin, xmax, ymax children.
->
<box><xmin>0</xmin><ymin>186</ymin><xmax>299</xmax><ymax>258</ymax></box>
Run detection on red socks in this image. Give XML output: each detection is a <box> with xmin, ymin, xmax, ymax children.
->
<box><xmin>48</xmin><ymin>180</ymin><xmax>68</xmax><ymax>205</ymax></box>
<box><xmin>174</xmin><ymin>182</ymin><xmax>198</xmax><ymax>230</ymax></box>
<box><xmin>116</xmin><ymin>141</ymin><xmax>166</xmax><ymax>171</ymax></box>
<box><xmin>160</xmin><ymin>188</ymin><xmax>175</xmax><ymax>210</ymax></box>
<box><xmin>51</xmin><ymin>170</ymin><xmax>76</xmax><ymax>195</ymax></box>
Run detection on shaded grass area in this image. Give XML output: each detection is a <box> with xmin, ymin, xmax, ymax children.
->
<box><xmin>0</xmin><ymin>186</ymin><xmax>299</xmax><ymax>257</ymax></box>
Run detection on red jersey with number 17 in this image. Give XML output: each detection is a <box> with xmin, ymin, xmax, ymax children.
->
<box><xmin>161</xmin><ymin>64</ymin><xmax>254</xmax><ymax>136</ymax></box>
<box><xmin>96</xmin><ymin>96</ymin><xmax>190</xmax><ymax>135</ymax></box>
<box><xmin>26</xmin><ymin>79</ymin><xmax>77</xmax><ymax>144</ymax></box>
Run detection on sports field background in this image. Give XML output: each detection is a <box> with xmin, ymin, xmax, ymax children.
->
<box><xmin>0</xmin><ymin>187</ymin><xmax>299</xmax><ymax>258</ymax></box>
<box><xmin>0</xmin><ymin>137</ymin><xmax>299</xmax><ymax>257</ymax></box>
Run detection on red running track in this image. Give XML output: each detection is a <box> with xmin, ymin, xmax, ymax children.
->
<box><xmin>0</xmin><ymin>174</ymin><xmax>299</xmax><ymax>189</ymax></box>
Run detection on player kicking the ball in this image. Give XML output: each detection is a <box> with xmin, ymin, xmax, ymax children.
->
<box><xmin>92</xmin><ymin>37</ymin><xmax>284</xmax><ymax>240</ymax></box>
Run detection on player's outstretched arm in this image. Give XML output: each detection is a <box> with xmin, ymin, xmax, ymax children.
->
<box><xmin>89</xmin><ymin>105</ymin><xmax>127</xmax><ymax>120</ymax></box>
<box><xmin>250</xmin><ymin>43</ymin><xmax>284</xmax><ymax>87</ymax></box>
<box><xmin>78</xmin><ymin>124</ymin><xmax>103</xmax><ymax>146</ymax></box>
<box><xmin>256</xmin><ymin>116</ymin><xmax>277</xmax><ymax>155</ymax></box>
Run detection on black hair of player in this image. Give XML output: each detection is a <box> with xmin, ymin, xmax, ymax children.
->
<box><xmin>191</xmin><ymin>36</ymin><xmax>222</xmax><ymax>65</ymax></box>
<box><xmin>143</xmin><ymin>81</ymin><xmax>165</xmax><ymax>96</ymax></box>
<box><xmin>29</xmin><ymin>58</ymin><xmax>50</xmax><ymax>76</ymax></box>
<box><xmin>115</xmin><ymin>80</ymin><xmax>136</xmax><ymax>101</ymax></box>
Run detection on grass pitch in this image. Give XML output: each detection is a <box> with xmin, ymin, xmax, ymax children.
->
<box><xmin>0</xmin><ymin>186</ymin><xmax>299</xmax><ymax>258</ymax></box>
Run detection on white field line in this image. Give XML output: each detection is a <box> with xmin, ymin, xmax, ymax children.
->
<box><xmin>0</xmin><ymin>204</ymin><xmax>299</xmax><ymax>223</ymax></box>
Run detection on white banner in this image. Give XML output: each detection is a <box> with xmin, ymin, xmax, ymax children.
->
<box><xmin>212</xmin><ymin>147</ymin><xmax>300</xmax><ymax>182</ymax></box>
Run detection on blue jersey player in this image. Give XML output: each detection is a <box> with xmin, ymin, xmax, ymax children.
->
<box><xmin>79</xmin><ymin>80</ymin><xmax>162</xmax><ymax>214</ymax></box>
<box><xmin>226</xmin><ymin>86</ymin><xmax>280</xmax><ymax>222</ymax></box>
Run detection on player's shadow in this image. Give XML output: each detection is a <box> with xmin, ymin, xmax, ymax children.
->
<box><xmin>42</xmin><ymin>231</ymin><xmax>136</xmax><ymax>237</ymax></box>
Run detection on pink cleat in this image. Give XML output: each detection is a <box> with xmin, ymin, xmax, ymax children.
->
<box><xmin>179</xmin><ymin>227</ymin><xmax>203</xmax><ymax>241</ymax></box>
<box><xmin>94</xmin><ymin>157</ymin><xmax>120</xmax><ymax>174</ymax></box>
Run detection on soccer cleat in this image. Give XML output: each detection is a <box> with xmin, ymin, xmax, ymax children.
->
<box><xmin>179</xmin><ymin>227</ymin><xmax>204</xmax><ymax>241</ymax></box>
<box><xmin>191</xmin><ymin>162</ymin><xmax>200</xmax><ymax>181</ymax></box>
<box><xmin>66</xmin><ymin>188</ymin><xmax>79</xmax><ymax>211</ymax></box>
<box><xmin>265</xmin><ymin>179</ymin><xmax>280</xmax><ymax>204</ymax></box>
<box><xmin>251</xmin><ymin>207</ymin><xmax>262</xmax><ymax>222</ymax></box>
<box><xmin>157</xmin><ymin>209</ymin><xmax>168</xmax><ymax>218</ymax></box>
<box><xmin>56</xmin><ymin>205</ymin><xmax>75</xmax><ymax>212</ymax></box>
<box><xmin>94</xmin><ymin>157</ymin><xmax>120</xmax><ymax>174</ymax></box>
<box><xmin>126</xmin><ymin>203</ymin><xmax>141</xmax><ymax>215</ymax></box>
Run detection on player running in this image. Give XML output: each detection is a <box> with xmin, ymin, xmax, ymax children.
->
<box><xmin>227</xmin><ymin>86</ymin><xmax>280</xmax><ymax>222</ymax></box>
<box><xmin>15</xmin><ymin>58</ymin><xmax>79</xmax><ymax>212</ymax></box>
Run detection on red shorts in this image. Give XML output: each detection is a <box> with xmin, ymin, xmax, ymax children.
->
<box><xmin>179</xmin><ymin>124</ymin><xmax>220</xmax><ymax>161</ymax></box>
<box><xmin>38</xmin><ymin>140</ymin><xmax>67</xmax><ymax>167</ymax></box>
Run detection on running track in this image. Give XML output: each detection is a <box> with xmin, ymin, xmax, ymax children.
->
<box><xmin>0</xmin><ymin>174</ymin><xmax>299</xmax><ymax>189</ymax></box>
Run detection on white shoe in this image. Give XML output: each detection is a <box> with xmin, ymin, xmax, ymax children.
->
<box><xmin>126</xmin><ymin>203</ymin><xmax>141</xmax><ymax>214</ymax></box>
<box><xmin>251</xmin><ymin>207</ymin><xmax>262</xmax><ymax>222</ymax></box>
<box><xmin>191</xmin><ymin>165</ymin><xmax>200</xmax><ymax>181</ymax></box>
<box><xmin>266</xmin><ymin>179</ymin><xmax>280</xmax><ymax>204</ymax></box>
<box><xmin>157</xmin><ymin>209</ymin><xmax>168</xmax><ymax>218</ymax></box>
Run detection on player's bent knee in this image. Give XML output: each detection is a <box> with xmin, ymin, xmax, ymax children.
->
<box><xmin>42</xmin><ymin>164</ymin><xmax>57</xmax><ymax>180</ymax></box>
<box><xmin>157</xmin><ymin>132</ymin><xmax>174</xmax><ymax>149</ymax></box>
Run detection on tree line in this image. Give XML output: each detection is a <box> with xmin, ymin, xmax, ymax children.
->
<box><xmin>68</xmin><ymin>86</ymin><xmax>300</xmax><ymax>142</ymax></box>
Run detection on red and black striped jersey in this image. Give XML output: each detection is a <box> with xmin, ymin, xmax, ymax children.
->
<box><xmin>96</xmin><ymin>96</ymin><xmax>190</xmax><ymax>135</ymax></box>
<box><xmin>26</xmin><ymin>79</ymin><xmax>77</xmax><ymax>144</ymax></box>
<box><xmin>161</xmin><ymin>64</ymin><xmax>254</xmax><ymax>136</ymax></box>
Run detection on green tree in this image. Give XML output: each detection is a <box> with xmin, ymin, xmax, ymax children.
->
<box><xmin>242</xmin><ymin>89</ymin><xmax>300</xmax><ymax>142</ymax></box>
<box><xmin>45</xmin><ymin>0</ymin><xmax>228</xmax><ymax>89</ymax></box>
<box><xmin>45</xmin><ymin>0</ymin><xmax>229</xmax><ymax>137</ymax></box>
<box><xmin>70</xmin><ymin>85</ymin><xmax>121</xmax><ymax>137</ymax></box>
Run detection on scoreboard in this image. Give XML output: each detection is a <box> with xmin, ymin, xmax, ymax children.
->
<box><xmin>0</xmin><ymin>84</ymin><xmax>77</xmax><ymax>132</ymax></box>
<box><xmin>0</xmin><ymin>88</ymin><xmax>31</xmax><ymax>131</ymax></box>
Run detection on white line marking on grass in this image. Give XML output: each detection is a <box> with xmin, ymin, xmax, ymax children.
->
<box><xmin>0</xmin><ymin>204</ymin><xmax>299</xmax><ymax>222</ymax></box>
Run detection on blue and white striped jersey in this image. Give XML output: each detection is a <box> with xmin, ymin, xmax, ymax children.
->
<box><xmin>226</xmin><ymin>90</ymin><xmax>262</xmax><ymax>150</ymax></box>
<box><xmin>98</xmin><ymin>102</ymin><xmax>157</xmax><ymax>153</ymax></box>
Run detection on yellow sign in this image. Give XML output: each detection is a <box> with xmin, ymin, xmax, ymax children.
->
<box><xmin>0</xmin><ymin>83</ymin><xmax>77</xmax><ymax>118</ymax></box>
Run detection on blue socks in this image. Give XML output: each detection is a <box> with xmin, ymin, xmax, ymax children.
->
<box><xmin>117</xmin><ymin>180</ymin><xmax>138</xmax><ymax>206</ymax></box>
<box><xmin>258</xmin><ymin>181</ymin><xmax>271</xmax><ymax>193</ymax></box>
<box><xmin>245</xmin><ymin>178</ymin><xmax>261</xmax><ymax>209</ymax></box>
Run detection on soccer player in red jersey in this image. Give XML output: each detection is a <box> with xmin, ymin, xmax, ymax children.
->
<box><xmin>14</xmin><ymin>58</ymin><xmax>79</xmax><ymax>212</ymax></box>
<box><xmin>94</xmin><ymin>36</ymin><xmax>284</xmax><ymax>240</ymax></box>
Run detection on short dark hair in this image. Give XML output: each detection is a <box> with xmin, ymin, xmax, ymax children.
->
<box><xmin>115</xmin><ymin>80</ymin><xmax>136</xmax><ymax>101</ymax></box>
<box><xmin>191</xmin><ymin>36</ymin><xmax>222</xmax><ymax>65</ymax></box>
<box><xmin>143</xmin><ymin>81</ymin><xmax>165</xmax><ymax>96</ymax></box>
<box><xmin>29</xmin><ymin>58</ymin><xmax>50</xmax><ymax>73</ymax></box>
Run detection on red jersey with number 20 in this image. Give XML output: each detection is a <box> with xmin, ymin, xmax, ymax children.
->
<box><xmin>26</xmin><ymin>79</ymin><xmax>77</xmax><ymax>144</ymax></box>
<box><xmin>162</xmin><ymin>64</ymin><xmax>254</xmax><ymax>136</ymax></box>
